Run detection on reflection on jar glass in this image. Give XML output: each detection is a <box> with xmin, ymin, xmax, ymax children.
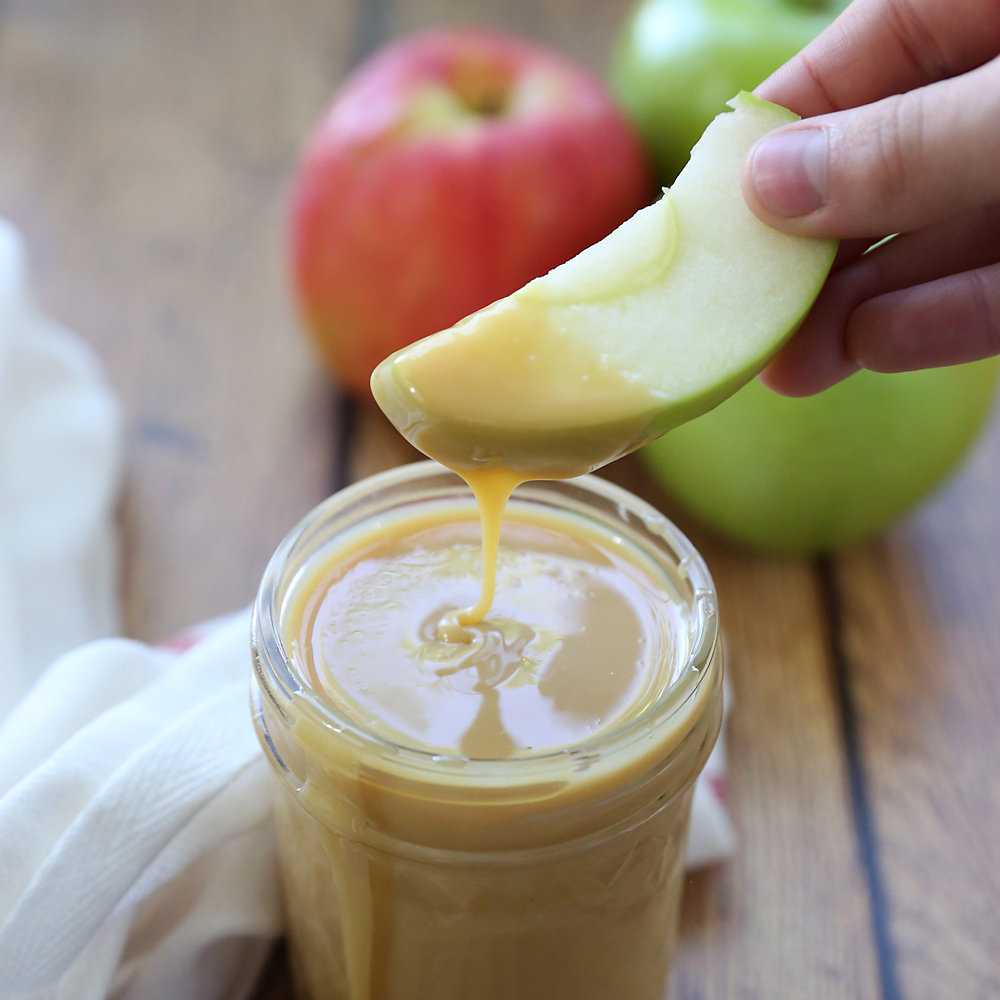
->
<box><xmin>252</xmin><ymin>462</ymin><xmax>723</xmax><ymax>1000</ymax></box>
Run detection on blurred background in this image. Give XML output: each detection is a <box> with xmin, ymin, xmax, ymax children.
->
<box><xmin>0</xmin><ymin>0</ymin><xmax>644</xmax><ymax>644</ymax></box>
<box><xmin>1</xmin><ymin>0</ymin><xmax>998</xmax><ymax>997</ymax></box>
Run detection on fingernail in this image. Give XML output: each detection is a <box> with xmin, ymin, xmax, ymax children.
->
<box><xmin>750</xmin><ymin>127</ymin><xmax>829</xmax><ymax>218</ymax></box>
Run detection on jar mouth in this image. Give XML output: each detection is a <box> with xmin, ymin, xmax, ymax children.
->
<box><xmin>252</xmin><ymin>461</ymin><xmax>719</xmax><ymax>780</ymax></box>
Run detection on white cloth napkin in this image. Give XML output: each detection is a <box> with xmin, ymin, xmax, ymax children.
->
<box><xmin>0</xmin><ymin>220</ymin><xmax>282</xmax><ymax>1000</ymax></box>
<box><xmin>0</xmin><ymin>218</ymin><xmax>733</xmax><ymax>1000</ymax></box>
<box><xmin>0</xmin><ymin>221</ymin><xmax>121</xmax><ymax>722</ymax></box>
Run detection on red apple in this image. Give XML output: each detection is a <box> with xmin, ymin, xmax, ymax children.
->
<box><xmin>290</xmin><ymin>28</ymin><xmax>651</xmax><ymax>394</ymax></box>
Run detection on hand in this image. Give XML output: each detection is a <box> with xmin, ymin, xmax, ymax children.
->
<box><xmin>740</xmin><ymin>0</ymin><xmax>1000</xmax><ymax>395</ymax></box>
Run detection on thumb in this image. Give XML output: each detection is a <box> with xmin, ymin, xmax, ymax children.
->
<box><xmin>742</xmin><ymin>56</ymin><xmax>1000</xmax><ymax>238</ymax></box>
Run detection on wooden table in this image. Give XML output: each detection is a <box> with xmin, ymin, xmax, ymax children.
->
<box><xmin>1</xmin><ymin>1</ymin><xmax>997</xmax><ymax>997</ymax></box>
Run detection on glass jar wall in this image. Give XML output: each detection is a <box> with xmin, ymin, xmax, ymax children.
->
<box><xmin>251</xmin><ymin>463</ymin><xmax>723</xmax><ymax>1000</ymax></box>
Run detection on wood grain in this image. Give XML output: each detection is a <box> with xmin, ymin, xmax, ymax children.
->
<box><xmin>385</xmin><ymin>0</ymin><xmax>636</xmax><ymax>74</ymax></box>
<box><xmin>834</xmin><ymin>404</ymin><xmax>1000</xmax><ymax>999</ymax></box>
<box><xmin>0</xmin><ymin>0</ymin><xmax>357</xmax><ymax>641</ymax></box>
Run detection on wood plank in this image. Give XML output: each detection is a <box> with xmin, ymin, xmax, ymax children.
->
<box><xmin>0</xmin><ymin>0</ymin><xmax>358</xmax><ymax>641</ymax></box>
<box><xmin>385</xmin><ymin>0</ymin><xmax>636</xmax><ymax>74</ymax></box>
<box><xmin>834</xmin><ymin>402</ymin><xmax>1000</xmax><ymax>999</ymax></box>
<box><xmin>600</xmin><ymin>457</ymin><xmax>880</xmax><ymax>999</ymax></box>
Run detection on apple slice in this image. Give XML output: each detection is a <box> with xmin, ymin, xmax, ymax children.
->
<box><xmin>372</xmin><ymin>92</ymin><xmax>837</xmax><ymax>478</ymax></box>
<box><xmin>518</xmin><ymin>192</ymin><xmax>678</xmax><ymax>305</ymax></box>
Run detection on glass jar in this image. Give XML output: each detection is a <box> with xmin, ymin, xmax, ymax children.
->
<box><xmin>251</xmin><ymin>462</ymin><xmax>722</xmax><ymax>1000</ymax></box>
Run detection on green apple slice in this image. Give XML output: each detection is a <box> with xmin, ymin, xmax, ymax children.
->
<box><xmin>372</xmin><ymin>92</ymin><xmax>837</xmax><ymax>478</ymax></box>
<box><xmin>518</xmin><ymin>191</ymin><xmax>678</xmax><ymax>305</ymax></box>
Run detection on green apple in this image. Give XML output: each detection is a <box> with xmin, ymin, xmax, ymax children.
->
<box><xmin>611</xmin><ymin>0</ymin><xmax>846</xmax><ymax>182</ymax></box>
<box><xmin>372</xmin><ymin>93</ymin><xmax>837</xmax><ymax>477</ymax></box>
<box><xmin>642</xmin><ymin>360</ymin><xmax>1000</xmax><ymax>554</ymax></box>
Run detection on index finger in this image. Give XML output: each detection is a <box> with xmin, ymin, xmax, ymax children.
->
<box><xmin>757</xmin><ymin>0</ymin><xmax>1000</xmax><ymax>117</ymax></box>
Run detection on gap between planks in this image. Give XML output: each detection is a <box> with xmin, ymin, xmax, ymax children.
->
<box><xmin>818</xmin><ymin>556</ymin><xmax>904</xmax><ymax>1000</ymax></box>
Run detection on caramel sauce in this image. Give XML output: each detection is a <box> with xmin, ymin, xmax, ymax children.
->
<box><xmin>284</xmin><ymin>501</ymin><xmax>686</xmax><ymax>760</ymax></box>
<box><xmin>370</xmin><ymin>297</ymin><xmax>663</xmax><ymax>636</ymax></box>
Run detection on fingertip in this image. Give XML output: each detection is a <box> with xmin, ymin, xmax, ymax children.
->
<box><xmin>752</xmin><ymin>60</ymin><xmax>806</xmax><ymax>112</ymax></box>
<box><xmin>752</xmin><ymin>127</ymin><xmax>829</xmax><ymax>219</ymax></box>
<box><xmin>740</xmin><ymin>138</ymin><xmax>769</xmax><ymax>218</ymax></box>
<box><xmin>757</xmin><ymin>357</ymin><xmax>858</xmax><ymax>397</ymax></box>
<box><xmin>757</xmin><ymin>354</ymin><xmax>821</xmax><ymax>398</ymax></box>
<box><xmin>740</xmin><ymin>138</ymin><xmax>802</xmax><ymax>235</ymax></box>
<box><xmin>757</xmin><ymin>358</ymin><xmax>796</xmax><ymax>395</ymax></box>
<box><xmin>757</xmin><ymin>290</ymin><xmax>862</xmax><ymax>397</ymax></box>
<box><xmin>844</xmin><ymin>300</ymin><xmax>888</xmax><ymax>371</ymax></box>
<box><xmin>845</xmin><ymin>267</ymin><xmax>1000</xmax><ymax>372</ymax></box>
<box><xmin>741</xmin><ymin>129</ymin><xmax>836</xmax><ymax>239</ymax></box>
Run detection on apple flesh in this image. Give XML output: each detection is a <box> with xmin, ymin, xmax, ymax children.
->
<box><xmin>290</xmin><ymin>28</ymin><xmax>651</xmax><ymax>394</ymax></box>
<box><xmin>642</xmin><ymin>360</ymin><xmax>1000</xmax><ymax>554</ymax></box>
<box><xmin>517</xmin><ymin>93</ymin><xmax>838</xmax><ymax>412</ymax></box>
<box><xmin>372</xmin><ymin>92</ymin><xmax>837</xmax><ymax>476</ymax></box>
<box><xmin>518</xmin><ymin>190</ymin><xmax>678</xmax><ymax>305</ymax></box>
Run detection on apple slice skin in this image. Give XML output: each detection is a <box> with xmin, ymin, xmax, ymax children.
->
<box><xmin>372</xmin><ymin>92</ymin><xmax>838</xmax><ymax>477</ymax></box>
<box><xmin>372</xmin><ymin>308</ymin><xmax>803</xmax><ymax>479</ymax></box>
<box><xmin>560</xmin><ymin>92</ymin><xmax>837</xmax><ymax>410</ymax></box>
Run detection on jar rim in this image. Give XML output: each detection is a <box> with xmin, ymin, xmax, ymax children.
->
<box><xmin>252</xmin><ymin>461</ymin><xmax>719</xmax><ymax>783</ymax></box>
